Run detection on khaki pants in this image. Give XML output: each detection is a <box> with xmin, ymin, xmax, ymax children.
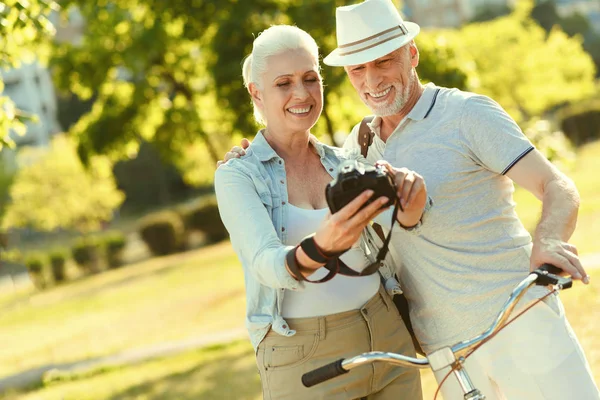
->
<box><xmin>256</xmin><ymin>285</ymin><xmax>422</xmax><ymax>400</ymax></box>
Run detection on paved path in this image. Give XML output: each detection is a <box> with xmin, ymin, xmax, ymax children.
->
<box><xmin>0</xmin><ymin>327</ymin><xmax>247</xmax><ymax>393</ymax></box>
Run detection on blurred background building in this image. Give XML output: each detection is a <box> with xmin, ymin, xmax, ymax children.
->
<box><xmin>0</xmin><ymin>8</ymin><xmax>84</xmax><ymax>170</ymax></box>
<box><xmin>403</xmin><ymin>0</ymin><xmax>516</xmax><ymax>27</ymax></box>
<box><xmin>555</xmin><ymin>0</ymin><xmax>600</xmax><ymax>31</ymax></box>
<box><xmin>403</xmin><ymin>0</ymin><xmax>599</xmax><ymax>29</ymax></box>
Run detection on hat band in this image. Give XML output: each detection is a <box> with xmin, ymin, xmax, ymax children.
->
<box><xmin>338</xmin><ymin>25</ymin><xmax>409</xmax><ymax>57</ymax></box>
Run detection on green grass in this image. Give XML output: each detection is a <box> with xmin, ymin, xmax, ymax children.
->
<box><xmin>514</xmin><ymin>140</ymin><xmax>600</xmax><ymax>255</ymax></box>
<box><xmin>1</xmin><ymin>245</ymin><xmax>598</xmax><ymax>399</ymax></box>
<box><xmin>0</xmin><ymin>242</ymin><xmax>246</xmax><ymax>380</ymax></box>
<box><xmin>1</xmin><ymin>341</ymin><xmax>262</xmax><ymax>400</ymax></box>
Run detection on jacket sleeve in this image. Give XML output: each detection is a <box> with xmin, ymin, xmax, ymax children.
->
<box><xmin>214</xmin><ymin>163</ymin><xmax>304</xmax><ymax>291</ymax></box>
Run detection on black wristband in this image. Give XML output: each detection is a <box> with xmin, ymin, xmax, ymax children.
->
<box><xmin>300</xmin><ymin>235</ymin><xmax>347</xmax><ymax>264</ymax></box>
<box><xmin>285</xmin><ymin>245</ymin><xmax>339</xmax><ymax>284</ymax></box>
<box><xmin>300</xmin><ymin>236</ymin><xmax>329</xmax><ymax>264</ymax></box>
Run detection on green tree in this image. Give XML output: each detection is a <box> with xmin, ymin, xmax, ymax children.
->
<box><xmin>52</xmin><ymin>0</ymin><xmax>293</xmax><ymax>168</ymax></box>
<box><xmin>454</xmin><ymin>0</ymin><xmax>596</xmax><ymax>123</ymax></box>
<box><xmin>0</xmin><ymin>0</ymin><xmax>57</xmax><ymax>149</ymax></box>
<box><xmin>0</xmin><ymin>159</ymin><xmax>15</xmax><ymax>219</ymax></box>
<box><xmin>531</xmin><ymin>0</ymin><xmax>600</xmax><ymax>77</ymax></box>
<box><xmin>1</xmin><ymin>135</ymin><xmax>125</xmax><ymax>233</ymax></box>
<box><xmin>415</xmin><ymin>31</ymin><xmax>469</xmax><ymax>90</ymax></box>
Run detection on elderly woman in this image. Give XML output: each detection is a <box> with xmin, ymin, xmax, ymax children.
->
<box><xmin>215</xmin><ymin>25</ymin><xmax>427</xmax><ymax>400</ymax></box>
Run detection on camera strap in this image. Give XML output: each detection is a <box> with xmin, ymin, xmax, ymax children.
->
<box><xmin>325</xmin><ymin>202</ymin><xmax>400</xmax><ymax>278</ymax></box>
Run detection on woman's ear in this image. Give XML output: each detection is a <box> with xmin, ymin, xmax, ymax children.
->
<box><xmin>248</xmin><ymin>83</ymin><xmax>262</xmax><ymax>104</ymax></box>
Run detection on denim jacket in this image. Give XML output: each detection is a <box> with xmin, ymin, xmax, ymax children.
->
<box><xmin>215</xmin><ymin>131</ymin><xmax>414</xmax><ymax>351</ymax></box>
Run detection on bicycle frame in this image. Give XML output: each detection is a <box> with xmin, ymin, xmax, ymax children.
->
<box><xmin>302</xmin><ymin>264</ymin><xmax>573</xmax><ymax>399</ymax></box>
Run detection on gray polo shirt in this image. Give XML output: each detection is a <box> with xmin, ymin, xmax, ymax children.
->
<box><xmin>343</xmin><ymin>83</ymin><xmax>545</xmax><ymax>353</ymax></box>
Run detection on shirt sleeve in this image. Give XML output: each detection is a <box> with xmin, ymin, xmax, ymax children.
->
<box><xmin>459</xmin><ymin>95</ymin><xmax>534</xmax><ymax>175</ymax></box>
<box><xmin>214</xmin><ymin>163</ymin><xmax>303</xmax><ymax>291</ymax></box>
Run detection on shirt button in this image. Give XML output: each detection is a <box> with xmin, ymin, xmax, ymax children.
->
<box><xmin>282</xmin><ymin>227</ymin><xmax>286</xmax><ymax>232</ymax></box>
<box><xmin>282</xmin><ymin>201</ymin><xmax>286</xmax><ymax>205</ymax></box>
<box><xmin>279</xmin><ymin>160</ymin><xmax>282</xmax><ymax>164</ymax></box>
<box><xmin>282</xmin><ymin>324</ymin><xmax>287</xmax><ymax>329</ymax></box>
<box><xmin>329</xmin><ymin>168</ymin><xmax>333</xmax><ymax>172</ymax></box>
<box><xmin>280</xmin><ymin>180</ymin><xmax>284</xmax><ymax>184</ymax></box>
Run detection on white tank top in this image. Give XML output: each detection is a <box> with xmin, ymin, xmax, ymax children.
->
<box><xmin>281</xmin><ymin>204</ymin><xmax>380</xmax><ymax>318</ymax></box>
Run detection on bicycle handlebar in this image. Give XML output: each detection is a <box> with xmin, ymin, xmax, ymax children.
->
<box><xmin>301</xmin><ymin>263</ymin><xmax>572</xmax><ymax>387</ymax></box>
<box><xmin>302</xmin><ymin>358</ymin><xmax>347</xmax><ymax>388</ymax></box>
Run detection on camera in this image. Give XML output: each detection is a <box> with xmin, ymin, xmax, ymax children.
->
<box><xmin>325</xmin><ymin>160</ymin><xmax>397</xmax><ymax>214</ymax></box>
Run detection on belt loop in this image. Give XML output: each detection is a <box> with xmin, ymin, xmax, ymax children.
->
<box><xmin>379</xmin><ymin>285</ymin><xmax>391</xmax><ymax>311</ymax></box>
<box><xmin>319</xmin><ymin>317</ymin><xmax>326</xmax><ymax>341</ymax></box>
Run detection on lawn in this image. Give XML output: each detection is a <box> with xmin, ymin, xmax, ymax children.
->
<box><xmin>0</xmin><ymin>242</ymin><xmax>598</xmax><ymax>399</ymax></box>
<box><xmin>0</xmin><ymin>242</ymin><xmax>246</xmax><ymax>380</ymax></box>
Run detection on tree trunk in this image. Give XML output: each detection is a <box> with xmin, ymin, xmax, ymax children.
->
<box><xmin>198</xmin><ymin>129</ymin><xmax>220</xmax><ymax>165</ymax></box>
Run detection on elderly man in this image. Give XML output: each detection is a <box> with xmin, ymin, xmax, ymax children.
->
<box><xmin>219</xmin><ymin>0</ymin><xmax>599</xmax><ymax>398</ymax></box>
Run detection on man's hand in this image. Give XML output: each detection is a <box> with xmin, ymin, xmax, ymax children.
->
<box><xmin>531</xmin><ymin>238</ymin><xmax>590</xmax><ymax>284</ymax></box>
<box><xmin>376</xmin><ymin>160</ymin><xmax>427</xmax><ymax>228</ymax></box>
<box><xmin>216</xmin><ymin>138</ymin><xmax>251</xmax><ymax>168</ymax></box>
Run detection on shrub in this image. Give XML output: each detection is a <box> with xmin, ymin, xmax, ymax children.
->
<box><xmin>103</xmin><ymin>231</ymin><xmax>127</xmax><ymax>268</ymax></box>
<box><xmin>71</xmin><ymin>237</ymin><xmax>102</xmax><ymax>273</ymax></box>
<box><xmin>25</xmin><ymin>253</ymin><xmax>45</xmax><ymax>289</ymax></box>
<box><xmin>49</xmin><ymin>249</ymin><xmax>68</xmax><ymax>283</ymax></box>
<box><xmin>139</xmin><ymin>211</ymin><xmax>186</xmax><ymax>256</ymax></box>
<box><xmin>25</xmin><ymin>254</ymin><xmax>44</xmax><ymax>274</ymax></box>
<box><xmin>183</xmin><ymin>196</ymin><xmax>228</xmax><ymax>244</ymax></box>
<box><xmin>558</xmin><ymin>99</ymin><xmax>600</xmax><ymax>146</ymax></box>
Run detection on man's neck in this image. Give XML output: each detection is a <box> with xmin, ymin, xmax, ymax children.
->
<box><xmin>379</xmin><ymin>82</ymin><xmax>424</xmax><ymax>143</ymax></box>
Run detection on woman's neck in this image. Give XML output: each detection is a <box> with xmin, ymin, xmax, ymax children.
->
<box><xmin>263</xmin><ymin>127</ymin><xmax>314</xmax><ymax>161</ymax></box>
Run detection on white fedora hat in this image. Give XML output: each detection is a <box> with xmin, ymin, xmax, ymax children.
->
<box><xmin>324</xmin><ymin>0</ymin><xmax>420</xmax><ymax>67</ymax></box>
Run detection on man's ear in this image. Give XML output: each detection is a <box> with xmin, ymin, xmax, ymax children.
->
<box><xmin>409</xmin><ymin>42</ymin><xmax>419</xmax><ymax>68</ymax></box>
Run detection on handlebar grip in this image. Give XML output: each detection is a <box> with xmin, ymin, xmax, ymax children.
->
<box><xmin>301</xmin><ymin>358</ymin><xmax>348</xmax><ymax>387</ymax></box>
<box><xmin>534</xmin><ymin>263</ymin><xmax>573</xmax><ymax>289</ymax></box>
<box><xmin>537</xmin><ymin>263</ymin><xmax>563</xmax><ymax>275</ymax></box>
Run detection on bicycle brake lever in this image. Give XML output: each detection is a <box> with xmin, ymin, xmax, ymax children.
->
<box><xmin>533</xmin><ymin>263</ymin><xmax>573</xmax><ymax>289</ymax></box>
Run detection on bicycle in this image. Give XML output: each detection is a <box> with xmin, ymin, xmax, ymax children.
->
<box><xmin>301</xmin><ymin>264</ymin><xmax>573</xmax><ymax>400</ymax></box>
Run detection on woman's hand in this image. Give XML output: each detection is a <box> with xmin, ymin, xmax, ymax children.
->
<box><xmin>313</xmin><ymin>190</ymin><xmax>389</xmax><ymax>254</ymax></box>
<box><xmin>376</xmin><ymin>160</ymin><xmax>428</xmax><ymax>228</ymax></box>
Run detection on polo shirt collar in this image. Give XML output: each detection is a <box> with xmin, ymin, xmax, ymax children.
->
<box><xmin>406</xmin><ymin>82</ymin><xmax>440</xmax><ymax>121</ymax></box>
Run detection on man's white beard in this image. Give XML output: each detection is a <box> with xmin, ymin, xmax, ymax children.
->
<box><xmin>367</xmin><ymin>72</ymin><xmax>414</xmax><ymax>117</ymax></box>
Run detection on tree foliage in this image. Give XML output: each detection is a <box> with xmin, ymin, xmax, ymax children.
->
<box><xmin>0</xmin><ymin>0</ymin><xmax>57</xmax><ymax>149</ymax></box>
<box><xmin>1</xmin><ymin>135</ymin><xmax>124</xmax><ymax>233</ymax></box>
<box><xmin>414</xmin><ymin>31</ymin><xmax>468</xmax><ymax>90</ymax></box>
<box><xmin>52</xmin><ymin>0</ymin><xmax>292</xmax><ymax>168</ymax></box>
<box><xmin>452</xmin><ymin>1</ymin><xmax>596</xmax><ymax>123</ymax></box>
